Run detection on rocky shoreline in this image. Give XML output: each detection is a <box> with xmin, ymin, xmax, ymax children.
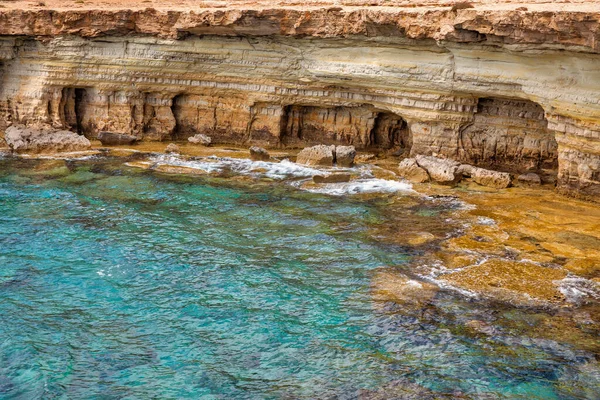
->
<box><xmin>2</xmin><ymin>135</ymin><xmax>597</xmax><ymax>312</ymax></box>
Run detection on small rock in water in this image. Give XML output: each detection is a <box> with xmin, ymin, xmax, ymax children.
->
<box><xmin>406</xmin><ymin>232</ymin><xmax>436</xmax><ymax>246</ymax></box>
<box><xmin>398</xmin><ymin>158</ymin><xmax>430</xmax><ymax>183</ymax></box>
<box><xmin>296</xmin><ymin>145</ymin><xmax>335</xmax><ymax>166</ymax></box>
<box><xmin>313</xmin><ymin>173</ymin><xmax>351</xmax><ymax>184</ymax></box>
<box><xmin>415</xmin><ymin>155</ymin><xmax>462</xmax><ymax>184</ymax></box>
<box><xmin>249</xmin><ymin>146</ymin><xmax>270</xmax><ymax>161</ymax></box>
<box><xmin>5</xmin><ymin>125</ymin><xmax>91</xmax><ymax>153</ymax></box>
<box><xmin>98</xmin><ymin>131</ymin><xmax>138</xmax><ymax>146</ymax></box>
<box><xmin>188</xmin><ymin>134</ymin><xmax>212</xmax><ymax>146</ymax></box>
<box><xmin>517</xmin><ymin>172</ymin><xmax>542</xmax><ymax>186</ymax></box>
<box><xmin>335</xmin><ymin>145</ymin><xmax>356</xmax><ymax>167</ymax></box>
<box><xmin>470</xmin><ymin>166</ymin><xmax>512</xmax><ymax>189</ymax></box>
<box><xmin>465</xmin><ymin>320</ymin><xmax>498</xmax><ymax>336</ymax></box>
<box><xmin>165</xmin><ymin>143</ymin><xmax>180</xmax><ymax>154</ymax></box>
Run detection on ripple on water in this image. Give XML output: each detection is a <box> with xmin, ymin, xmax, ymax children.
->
<box><xmin>0</xmin><ymin>156</ymin><xmax>599</xmax><ymax>398</ymax></box>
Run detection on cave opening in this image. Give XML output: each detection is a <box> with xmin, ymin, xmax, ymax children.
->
<box><xmin>279</xmin><ymin>105</ymin><xmax>409</xmax><ymax>150</ymax></box>
<box><xmin>171</xmin><ymin>94</ymin><xmax>186</xmax><ymax>139</ymax></box>
<box><xmin>60</xmin><ymin>87</ymin><xmax>87</xmax><ymax>135</ymax></box>
<box><xmin>459</xmin><ymin>97</ymin><xmax>558</xmax><ymax>174</ymax></box>
<box><xmin>370</xmin><ymin>112</ymin><xmax>409</xmax><ymax>151</ymax></box>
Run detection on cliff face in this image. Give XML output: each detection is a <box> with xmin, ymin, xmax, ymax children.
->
<box><xmin>1</xmin><ymin>1</ymin><xmax>600</xmax><ymax>200</ymax></box>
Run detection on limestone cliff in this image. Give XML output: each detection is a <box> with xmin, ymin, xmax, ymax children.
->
<box><xmin>1</xmin><ymin>0</ymin><xmax>600</xmax><ymax>200</ymax></box>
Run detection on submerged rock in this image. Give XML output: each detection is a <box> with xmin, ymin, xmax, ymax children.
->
<box><xmin>470</xmin><ymin>166</ymin><xmax>512</xmax><ymax>189</ymax></box>
<box><xmin>188</xmin><ymin>134</ymin><xmax>212</xmax><ymax>146</ymax></box>
<box><xmin>313</xmin><ymin>173</ymin><xmax>351</xmax><ymax>184</ymax></box>
<box><xmin>296</xmin><ymin>145</ymin><xmax>335</xmax><ymax>166</ymax></box>
<box><xmin>397</xmin><ymin>158</ymin><xmax>429</xmax><ymax>183</ymax></box>
<box><xmin>249</xmin><ymin>146</ymin><xmax>270</xmax><ymax>161</ymax></box>
<box><xmin>517</xmin><ymin>172</ymin><xmax>542</xmax><ymax>186</ymax></box>
<box><xmin>355</xmin><ymin>153</ymin><xmax>376</xmax><ymax>163</ymax></box>
<box><xmin>98</xmin><ymin>131</ymin><xmax>138</xmax><ymax>146</ymax></box>
<box><xmin>441</xmin><ymin>259</ymin><xmax>568</xmax><ymax>307</ymax></box>
<box><xmin>335</xmin><ymin>145</ymin><xmax>356</xmax><ymax>167</ymax></box>
<box><xmin>165</xmin><ymin>143</ymin><xmax>180</xmax><ymax>153</ymax></box>
<box><xmin>415</xmin><ymin>155</ymin><xmax>461</xmax><ymax>184</ymax></box>
<box><xmin>372</xmin><ymin>271</ymin><xmax>438</xmax><ymax>307</ymax></box>
<box><xmin>5</xmin><ymin>125</ymin><xmax>91</xmax><ymax>153</ymax></box>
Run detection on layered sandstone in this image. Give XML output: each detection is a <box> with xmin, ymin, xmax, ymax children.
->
<box><xmin>0</xmin><ymin>1</ymin><xmax>600</xmax><ymax>200</ymax></box>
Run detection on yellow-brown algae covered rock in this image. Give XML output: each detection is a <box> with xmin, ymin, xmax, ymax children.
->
<box><xmin>441</xmin><ymin>259</ymin><xmax>568</xmax><ymax>307</ymax></box>
<box><xmin>372</xmin><ymin>271</ymin><xmax>438</xmax><ymax>306</ymax></box>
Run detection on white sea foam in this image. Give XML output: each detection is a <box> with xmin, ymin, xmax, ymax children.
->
<box><xmin>477</xmin><ymin>216</ymin><xmax>496</xmax><ymax>226</ymax></box>
<box><xmin>301</xmin><ymin>178</ymin><xmax>414</xmax><ymax>196</ymax></box>
<box><xmin>557</xmin><ymin>276</ymin><xmax>600</xmax><ymax>304</ymax></box>
<box><xmin>145</xmin><ymin>154</ymin><xmax>416</xmax><ymax>196</ymax></box>
<box><xmin>148</xmin><ymin>154</ymin><xmax>326</xmax><ymax>179</ymax></box>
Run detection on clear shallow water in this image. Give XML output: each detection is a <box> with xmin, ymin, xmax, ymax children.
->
<box><xmin>0</xmin><ymin>156</ymin><xmax>599</xmax><ymax>399</ymax></box>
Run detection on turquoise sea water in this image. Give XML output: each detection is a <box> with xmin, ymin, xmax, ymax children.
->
<box><xmin>0</xmin><ymin>155</ymin><xmax>599</xmax><ymax>399</ymax></box>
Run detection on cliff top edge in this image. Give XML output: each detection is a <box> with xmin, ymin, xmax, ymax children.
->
<box><xmin>0</xmin><ymin>0</ymin><xmax>599</xmax><ymax>12</ymax></box>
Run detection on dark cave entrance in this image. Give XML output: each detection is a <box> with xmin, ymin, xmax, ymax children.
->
<box><xmin>279</xmin><ymin>105</ymin><xmax>409</xmax><ymax>150</ymax></box>
<box><xmin>60</xmin><ymin>87</ymin><xmax>87</xmax><ymax>134</ymax></box>
<box><xmin>171</xmin><ymin>94</ymin><xmax>187</xmax><ymax>139</ymax></box>
<box><xmin>370</xmin><ymin>112</ymin><xmax>409</xmax><ymax>151</ymax></box>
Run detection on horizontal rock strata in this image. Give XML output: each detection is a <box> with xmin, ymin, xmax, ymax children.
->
<box><xmin>0</xmin><ymin>1</ymin><xmax>599</xmax><ymax>200</ymax></box>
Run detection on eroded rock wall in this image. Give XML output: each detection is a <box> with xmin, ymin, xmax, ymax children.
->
<box><xmin>0</xmin><ymin>4</ymin><xmax>599</xmax><ymax>200</ymax></box>
<box><xmin>458</xmin><ymin>98</ymin><xmax>558</xmax><ymax>171</ymax></box>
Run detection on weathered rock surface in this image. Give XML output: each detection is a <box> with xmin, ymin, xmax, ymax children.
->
<box><xmin>470</xmin><ymin>166</ymin><xmax>512</xmax><ymax>189</ymax></box>
<box><xmin>313</xmin><ymin>173</ymin><xmax>351</xmax><ymax>184</ymax></box>
<box><xmin>335</xmin><ymin>146</ymin><xmax>356</xmax><ymax>167</ymax></box>
<box><xmin>165</xmin><ymin>143</ymin><xmax>180</xmax><ymax>154</ymax></box>
<box><xmin>98</xmin><ymin>131</ymin><xmax>138</xmax><ymax>146</ymax></box>
<box><xmin>296</xmin><ymin>145</ymin><xmax>336</xmax><ymax>166</ymax></box>
<box><xmin>249</xmin><ymin>146</ymin><xmax>270</xmax><ymax>161</ymax></box>
<box><xmin>0</xmin><ymin>1</ymin><xmax>600</xmax><ymax>200</ymax></box>
<box><xmin>188</xmin><ymin>134</ymin><xmax>212</xmax><ymax>146</ymax></box>
<box><xmin>518</xmin><ymin>172</ymin><xmax>542</xmax><ymax>186</ymax></box>
<box><xmin>397</xmin><ymin>158</ymin><xmax>429</xmax><ymax>183</ymax></box>
<box><xmin>415</xmin><ymin>155</ymin><xmax>462</xmax><ymax>184</ymax></box>
<box><xmin>4</xmin><ymin>125</ymin><xmax>91</xmax><ymax>153</ymax></box>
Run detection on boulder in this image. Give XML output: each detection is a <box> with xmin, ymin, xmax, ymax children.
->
<box><xmin>415</xmin><ymin>155</ymin><xmax>462</xmax><ymax>184</ymax></box>
<box><xmin>456</xmin><ymin>164</ymin><xmax>474</xmax><ymax>177</ymax></box>
<box><xmin>313</xmin><ymin>173</ymin><xmax>351</xmax><ymax>184</ymax></box>
<box><xmin>517</xmin><ymin>172</ymin><xmax>542</xmax><ymax>186</ymax></box>
<box><xmin>296</xmin><ymin>145</ymin><xmax>335</xmax><ymax>166</ymax></box>
<box><xmin>470</xmin><ymin>166</ymin><xmax>512</xmax><ymax>189</ymax></box>
<box><xmin>165</xmin><ymin>143</ymin><xmax>180</xmax><ymax>154</ymax></box>
<box><xmin>98</xmin><ymin>131</ymin><xmax>138</xmax><ymax>146</ymax></box>
<box><xmin>5</xmin><ymin>125</ymin><xmax>91</xmax><ymax>154</ymax></box>
<box><xmin>397</xmin><ymin>158</ymin><xmax>429</xmax><ymax>183</ymax></box>
<box><xmin>335</xmin><ymin>145</ymin><xmax>356</xmax><ymax>167</ymax></box>
<box><xmin>188</xmin><ymin>134</ymin><xmax>212</xmax><ymax>146</ymax></box>
<box><xmin>249</xmin><ymin>146</ymin><xmax>270</xmax><ymax>161</ymax></box>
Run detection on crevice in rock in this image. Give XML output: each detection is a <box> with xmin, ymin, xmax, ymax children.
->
<box><xmin>59</xmin><ymin>87</ymin><xmax>88</xmax><ymax>135</ymax></box>
<box><xmin>171</xmin><ymin>93</ymin><xmax>186</xmax><ymax>139</ymax></box>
